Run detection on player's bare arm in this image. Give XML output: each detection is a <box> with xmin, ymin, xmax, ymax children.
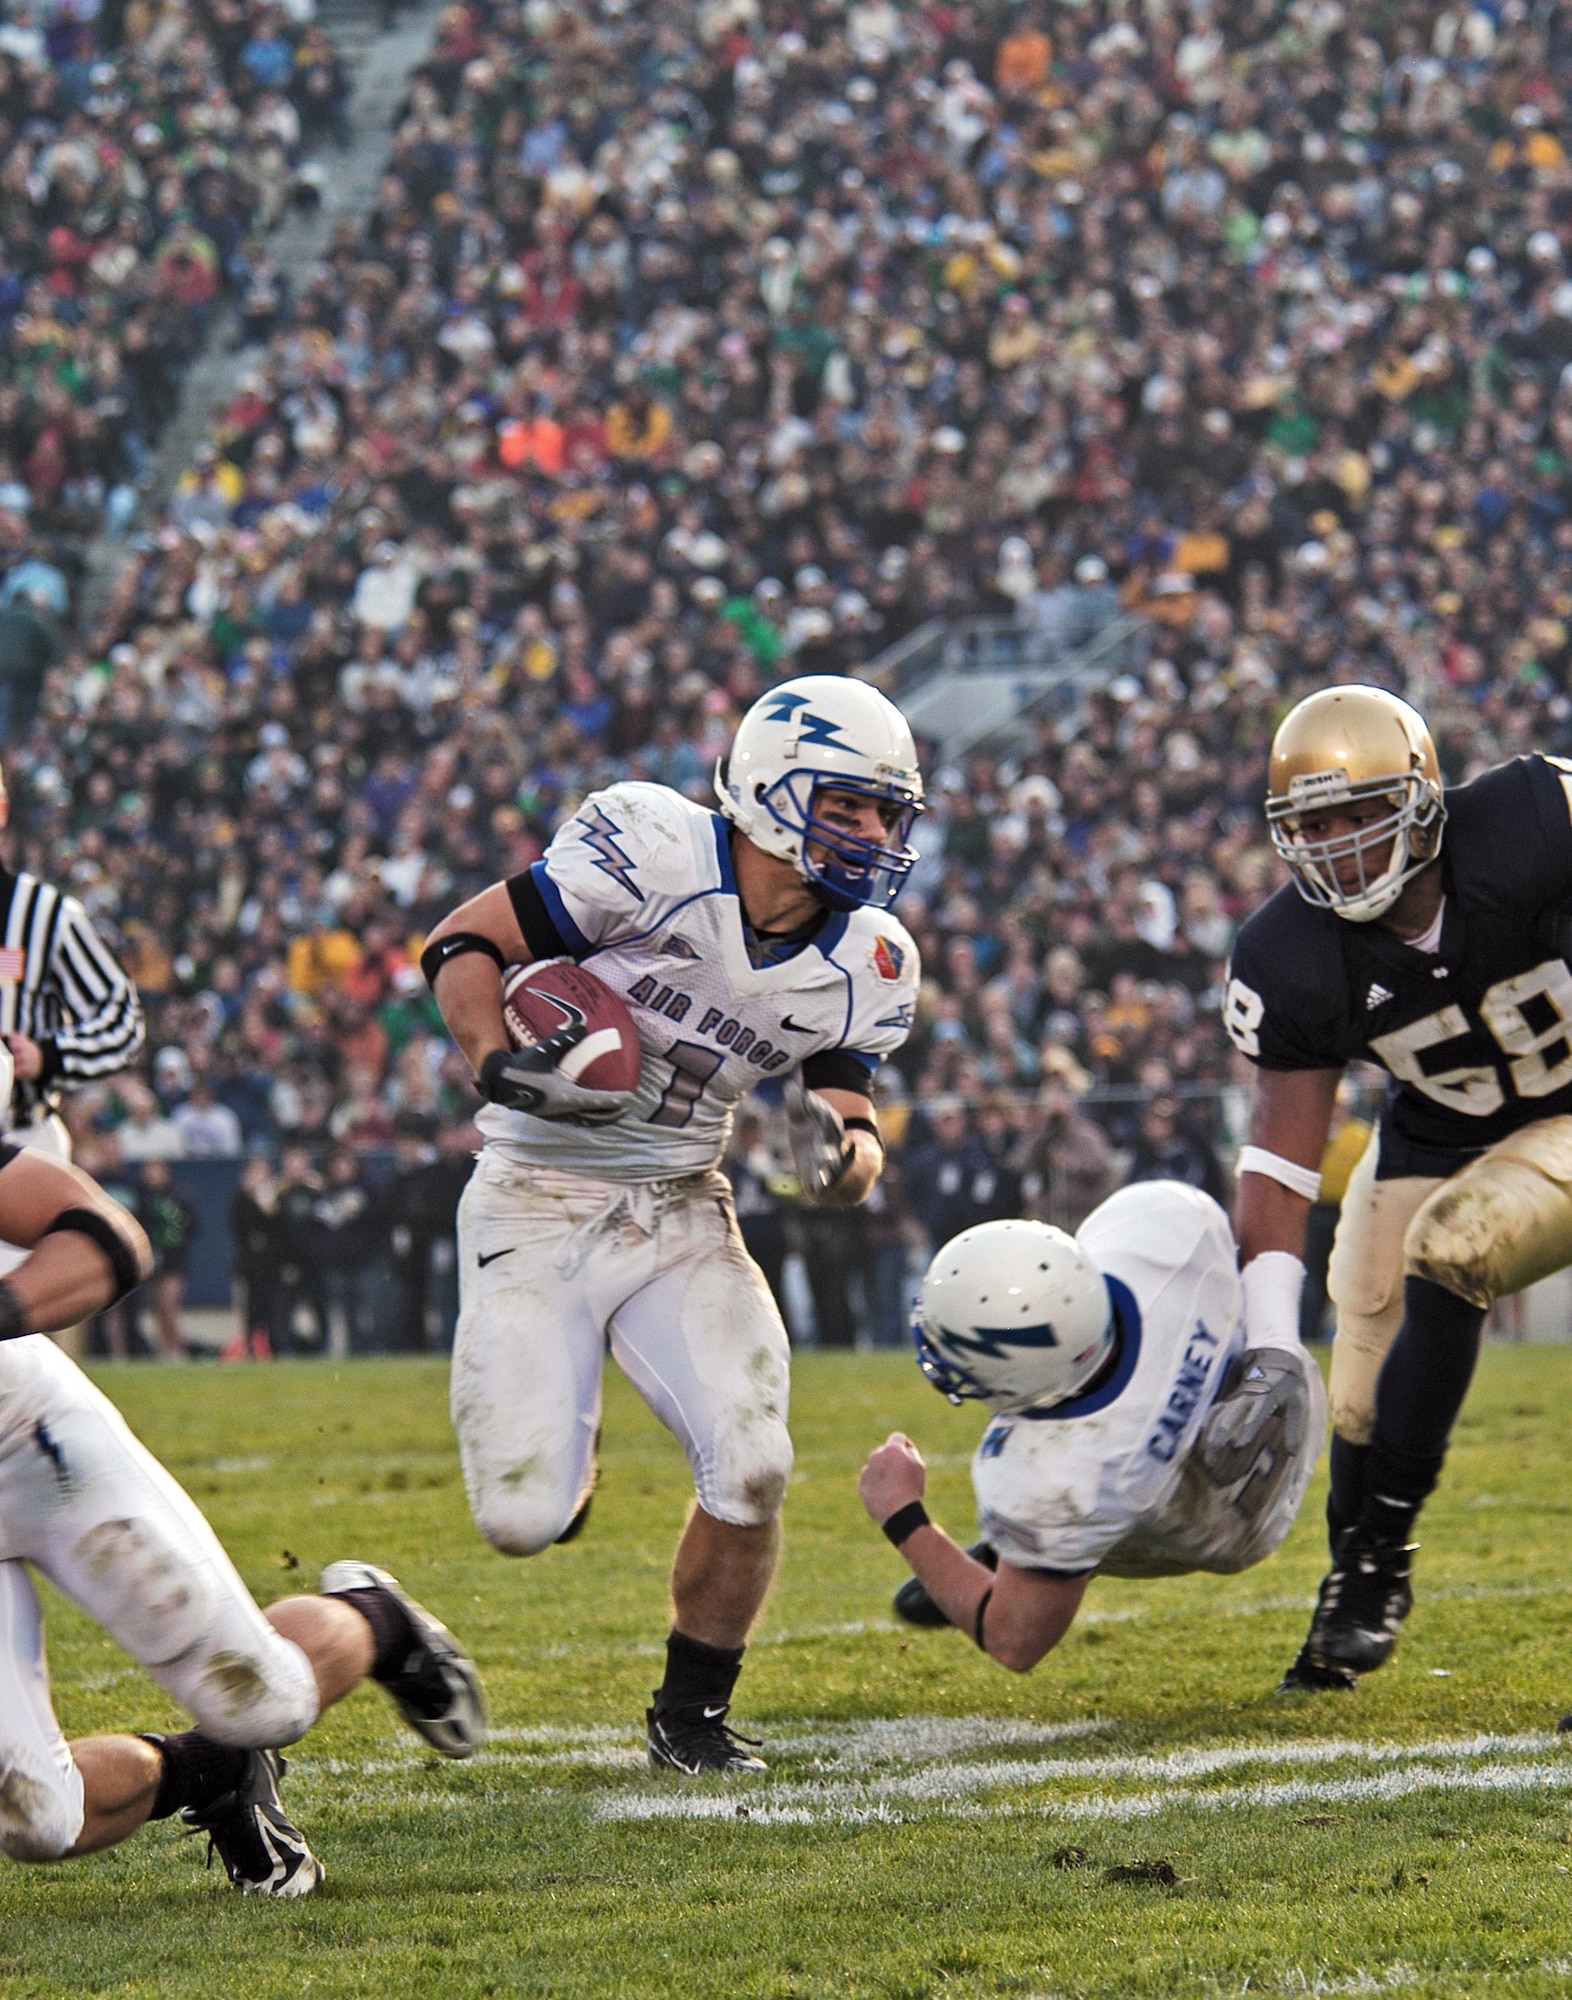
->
<box><xmin>422</xmin><ymin>882</ymin><xmax>533</xmax><ymax>1074</ymax></box>
<box><xmin>0</xmin><ymin>1146</ymin><xmax>151</xmax><ymax>1331</ymax></box>
<box><xmin>1235</xmin><ymin>1065</ymin><xmax>1342</xmax><ymax>1265</ymax></box>
<box><xmin>858</xmin><ymin>1434</ymin><xmax>1087</xmax><ymax>1671</ymax></box>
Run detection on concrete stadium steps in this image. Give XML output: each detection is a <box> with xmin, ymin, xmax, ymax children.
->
<box><xmin>78</xmin><ymin>0</ymin><xmax>446</xmax><ymax>627</ymax></box>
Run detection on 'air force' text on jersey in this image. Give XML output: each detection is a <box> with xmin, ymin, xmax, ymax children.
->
<box><xmin>1224</xmin><ymin>756</ymin><xmax>1572</xmax><ymax>1176</ymax></box>
<box><xmin>479</xmin><ymin>782</ymin><xmax>921</xmax><ymax>1179</ymax></box>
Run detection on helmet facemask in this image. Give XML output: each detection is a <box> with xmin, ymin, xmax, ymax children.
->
<box><xmin>758</xmin><ymin>769</ymin><xmax>922</xmax><ymax>913</ymax></box>
<box><xmin>1267</xmin><ymin>768</ymin><xmax>1444</xmax><ymax>924</ymax></box>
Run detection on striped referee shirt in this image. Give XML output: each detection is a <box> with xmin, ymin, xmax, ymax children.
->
<box><xmin>0</xmin><ymin>868</ymin><xmax>144</xmax><ymax>1119</ymax></box>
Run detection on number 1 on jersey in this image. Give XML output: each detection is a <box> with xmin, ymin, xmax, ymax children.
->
<box><xmin>650</xmin><ymin>1040</ymin><xmax>725</xmax><ymax>1128</ymax></box>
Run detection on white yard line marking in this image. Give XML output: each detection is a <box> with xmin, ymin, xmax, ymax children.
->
<box><xmin>590</xmin><ymin>1729</ymin><xmax>1572</xmax><ymax>1825</ymax></box>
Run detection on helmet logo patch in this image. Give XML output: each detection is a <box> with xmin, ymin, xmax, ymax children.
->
<box><xmin>871</xmin><ymin>936</ymin><xmax>905</xmax><ymax>982</ymax></box>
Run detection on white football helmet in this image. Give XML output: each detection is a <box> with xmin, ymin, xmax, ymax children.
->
<box><xmin>716</xmin><ymin>675</ymin><xmax>923</xmax><ymax>912</ymax></box>
<box><xmin>914</xmin><ymin>1218</ymin><xmax>1115</xmax><ymax>1410</ymax></box>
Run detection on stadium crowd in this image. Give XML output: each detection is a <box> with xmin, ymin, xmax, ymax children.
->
<box><xmin>6</xmin><ymin>0</ymin><xmax>1572</xmax><ymax>1345</ymax></box>
<box><xmin>0</xmin><ymin>0</ymin><xmax>349</xmax><ymax>568</ymax></box>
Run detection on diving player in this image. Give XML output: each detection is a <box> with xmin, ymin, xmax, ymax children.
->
<box><xmin>858</xmin><ymin>1184</ymin><xmax>1325</xmax><ymax>1669</ymax></box>
<box><xmin>1224</xmin><ymin>684</ymin><xmax>1572</xmax><ymax>1691</ymax></box>
<box><xmin>0</xmin><ymin>1066</ymin><xmax>486</xmax><ymax>1894</ymax></box>
<box><xmin>422</xmin><ymin>675</ymin><xmax>923</xmax><ymax>1772</ymax></box>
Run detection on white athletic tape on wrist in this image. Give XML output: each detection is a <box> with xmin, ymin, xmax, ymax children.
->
<box><xmin>1237</xmin><ymin>1145</ymin><xmax>1323</xmax><ymax>1203</ymax></box>
<box><xmin>1241</xmin><ymin>1250</ymin><xmax>1308</xmax><ymax>1353</ymax></box>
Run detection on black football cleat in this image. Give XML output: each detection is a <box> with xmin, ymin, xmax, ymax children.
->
<box><xmin>181</xmin><ymin>1748</ymin><xmax>323</xmax><ymax>1898</ymax></box>
<box><xmin>1291</xmin><ymin>1528</ymin><xmax>1416</xmax><ymax>1683</ymax></box>
<box><xmin>647</xmin><ymin>1697</ymin><xmax>766</xmax><ymax>1775</ymax></box>
<box><xmin>893</xmin><ymin>1540</ymin><xmax>999</xmax><ymax>1629</ymax></box>
<box><xmin>320</xmin><ymin>1560</ymin><xmax>488</xmax><ymax>1758</ymax></box>
<box><xmin>1276</xmin><ymin>1642</ymin><xmax>1358</xmax><ymax>1694</ymax></box>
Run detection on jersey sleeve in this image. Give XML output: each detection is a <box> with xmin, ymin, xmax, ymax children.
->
<box><xmin>835</xmin><ymin>914</ymin><xmax>921</xmax><ymax>1066</ymax></box>
<box><xmin>1222</xmin><ymin>897</ymin><xmax>1348</xmax><ymax>1072</ymax></box>
<box><xmin>526</xmin><ymin>784</ymin><xmax>711</xmax><ymax>955</ymax></box>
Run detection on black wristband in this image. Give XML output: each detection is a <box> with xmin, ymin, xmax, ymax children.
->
<box><xmin>972</xmin><ymin>1586</ymin><xmax>993</xmax><ymax>1649</ymax></box>
<box><xmin>0</xmin><ymin>1280</ymin><xmax>27</xmax><ymax>1342</ymax></box>
<box><xmin>881</xmin><ymin>1500</ymin><xmax>930</xmax><ymax>1547</ymax></box>
<box><xmin>842</xmin><ymin>1116</ymin><xmax>884</xmax><ymax>1148</ymax></box>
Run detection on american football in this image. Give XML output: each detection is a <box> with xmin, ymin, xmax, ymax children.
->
<box><xmin>501</xmin><ymin>959</ymin><xmax>644</xmax><ymax>1094</ymax></box>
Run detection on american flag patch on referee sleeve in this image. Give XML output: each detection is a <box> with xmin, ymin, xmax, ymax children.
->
<box><xmin>0</xmin><ymin>947</ymin><xmax>27</xmax><ymax>981</ymax></box>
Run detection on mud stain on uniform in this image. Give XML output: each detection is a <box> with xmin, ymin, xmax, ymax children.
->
<box><xmin>199</xmin><ymin>1651</ymin><xmax>270</xmax><ymax>1717</ymax></box>
<box><xmin>0</xmin><ymin>1765</ymin><xmax>61</xmax><ymax>1860</ymax></box>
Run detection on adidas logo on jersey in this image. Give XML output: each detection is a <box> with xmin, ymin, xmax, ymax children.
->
<box><xmin>1366</xmin><ymin>983</ymin><xmax>1394</xmax><ymax>1010</ymax></box>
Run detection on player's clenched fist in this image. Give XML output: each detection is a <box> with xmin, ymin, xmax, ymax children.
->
<box><xmin>858</xmin><ymin>1432</ymin><xmax>927</xmax><ymax>1524</ymax></box>
<box><xmin>476</xmin><ymin>1044</ymin><xmax>629</xmax><ymax>1125</ymax></box>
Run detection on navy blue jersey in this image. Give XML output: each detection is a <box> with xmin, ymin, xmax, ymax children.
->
<box><xmin>1224</xmin><ymin>756</ymin><xmax>1572</xmax><ymax>1177</ymax></box>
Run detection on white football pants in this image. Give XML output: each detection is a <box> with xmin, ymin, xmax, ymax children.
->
<box><xmin>452</xmin><ymin>1151</ymin><xmax>793</xmax><ymax>1555</ymax></box>
<box><xmin>0</xmin><ymin>1337</ymin><xmax>318</xmax><ymax>1861</ymax></box>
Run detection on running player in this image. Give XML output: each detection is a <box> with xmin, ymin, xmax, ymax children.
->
<box><xmin>423</xmin><ymin>675</ymin><xmax>922</xmax><ymax>1771</ymax></box>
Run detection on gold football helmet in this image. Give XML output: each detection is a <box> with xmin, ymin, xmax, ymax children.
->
<box><xmin>1266</xmin><ymin>686</ymin><xmax>1444</xmax><ymax>922</ymax></box>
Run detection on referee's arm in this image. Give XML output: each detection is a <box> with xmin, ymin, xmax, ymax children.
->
<box><xmin>22</xmin><ymin>897</ymin><xmax>145</xmax><ymax>1084</ymax></box>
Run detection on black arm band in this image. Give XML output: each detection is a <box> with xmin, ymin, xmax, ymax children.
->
<box><xmin>842</xmin><ymin>1116</ymin><xmax>883</xmax><ymax>1148</ymax></box>
<box><xmin>505</xmin><ymin>869</ymin><xmax>572</xmax><ymax>961</ymax></box>
<box><xmin>420</xmin><ymin>931</ymin><xmax>506</xmax><ymax>992</ymax></box>
<box><xmin>972</xmin><ymin>1586</ymin><xmax>993</xmax><ymax>1649</ymax></box>
<box><xmin>882</xmin><ymin>1500</ymin><xmax>930</xmax><ymax>1547</ymax></box>
<box><xmin>0</xmin><ymin>1280</ymin><xmax>25</xmax><ymax>1342</ymax></box>
<box><xmin>801</xmin><ymin>1050</ymin><xmax>878</xmax><ymax>1095</ymax></box>
<box><xmin>43</xmin><ymin>1207</ymin><xmax>143</xmax><ymax>1302</ymax></box>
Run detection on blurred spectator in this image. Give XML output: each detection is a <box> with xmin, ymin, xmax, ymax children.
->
<box><xmin>313</xmin><ymin>1146</ymin><xmax>383</xmax><ymax>1354</ymax></box>
<box><xmin>134</xmin><ymin>1158</ymin><xmax>195</xmax><ymax>1359</ymax></box>
<box><xmin>228</xmin><ymin>1151</ymin><xmax>280</xmax><ymax>1361</ymax></box>
<box><xmin>173</xmin><ymin>1078</ymin><xmax>243</xmax><ymax>1157</ymax></box>
<box><xmin>905</xmin><ymin>1097</ymin><xmax>1017</xmax><ymax>1252</ymax></box>
<box><xmin>272</xmin><ymin>1143</ymin><xmax>327</xmax><ymax>1354</ymax></box>
<box><xmin>1125</xmin><ymin>1094</ymin><xmax>1227</xmax><ymax>1207</ymax></box>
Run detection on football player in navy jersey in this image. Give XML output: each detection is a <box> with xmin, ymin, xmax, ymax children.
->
<box><xmin>1224</xmin><ymin>683</ymin><xmax>1572</xmax><ymax>1692</ymax></box>
<box><xmin>422</xmin><ymin>676</ymin><xmax>922</xmax><ymax>1772</ymax></box>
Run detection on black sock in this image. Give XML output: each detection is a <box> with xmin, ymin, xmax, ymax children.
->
<box><xmin>332</xmin><ymin>1586</ymin><xmax>414</xmax><ymax>1682</ymax></box>
<box><xmin>1327</xmin><ymin>1431</ymin><xmax>1370</xmax><ymax>1549</ymax></box>
<box><xmin>140</xmin><ymin>1731</ymin><xmax>251</xmax><ymax>1821</ymax></box>
<box><xmin>653</xmin><ymin>1629</ymin><xmax>744</xmax><ymax>1715</ymax></box>
<box><xmin>1361</xmin><ymin>1275</ymin><xmax>1484</xmax><ymax>1546</ymax></box>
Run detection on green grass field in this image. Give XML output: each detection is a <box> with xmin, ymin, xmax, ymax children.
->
<box><xmin>4</xmin><ymin>1347</ymin><xmax>1572</xmax><ymax>1998</ymax></box>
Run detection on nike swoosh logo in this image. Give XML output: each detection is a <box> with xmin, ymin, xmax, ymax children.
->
<box><xmin>477</xmin><ymin>1247</ymin><xmax>517</xmax><ymax>1269</ymax></box>
<box><xmin>702</xmin><ymin>1705</ymin><xmax>728</xmax><ymax>1719</ymax></box>
<box><xmin>780</xmin><ymin>1015</ymin><xmax>814</xmax><ymax>1033</ymax></box>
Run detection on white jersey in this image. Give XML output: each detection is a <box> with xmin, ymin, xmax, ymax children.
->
<box><xmin>477</xmin><ymin>782</ymin><xmax>921</xmax><ymax>1179</ymax></box>
<box><xmin>972</xmin><ymin>1182</ymin><xmax>1321</xmax><ymax>1578</ymax></box>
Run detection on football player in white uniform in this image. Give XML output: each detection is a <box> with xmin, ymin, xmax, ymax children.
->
<box><xmin>0</xmin><ymin>1053</ymin><xmax>486</xmax><ymax>1895</ymax></box>
<box><xmin>857</xmin><ymin>1184</ymin><xmax>1326</xmax><ymax>1670</ymax></box>
<box><xmin>423</xmin><ymin>676</ymin><xmax>923</xmax><ymax>1771</ymax></box>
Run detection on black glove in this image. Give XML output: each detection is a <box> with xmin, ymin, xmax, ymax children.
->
<box><xmin>477</xmin><ymin>1040</ymin><xmax>629</xmax><ymax>1126</ymax></box>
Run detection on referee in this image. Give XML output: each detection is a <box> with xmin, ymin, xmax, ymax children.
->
<box><xmin>0</xmin><ymin>770</ymin><xmax>143</xmax><ymax>1167</ymax></box>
